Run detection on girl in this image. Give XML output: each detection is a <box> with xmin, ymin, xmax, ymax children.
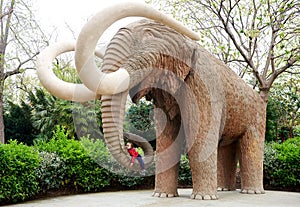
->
<box><xmin>126</xmin><ymin>142</ymin><xmax>146</xmax><ymax>174</ymax></box>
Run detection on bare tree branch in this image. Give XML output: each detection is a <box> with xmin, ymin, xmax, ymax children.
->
<box><xmin>0</xmin><ymin>7</ymin><xmax>12</xmax><ymax>20</ymax></box>
<box><xmin>4</xmin><ymin>52</ymin><xmax>39</xmax><ymax>80</ymax></box>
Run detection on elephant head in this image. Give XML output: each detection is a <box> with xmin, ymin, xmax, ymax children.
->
<box><xmin>36</xmin><ymin>1</ymin><xmax>199</xmax><ymax>171</ymax></box>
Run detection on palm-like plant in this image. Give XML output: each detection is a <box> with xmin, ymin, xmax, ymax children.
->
<box><xmin>28</xmin><ymin>88</ymin><xmax>73</xmax><ymax>140</ymax></box>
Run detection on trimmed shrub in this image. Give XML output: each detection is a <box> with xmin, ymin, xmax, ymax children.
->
<box><xmin>264</xmin><ymin>137</ymin><xmax>300</xmax><ymax>191</ymax></box>
<box><xmin>34</xmin><ymin>126</ymin><xmax>111</xmax><ymax>192</ymax></box>
<box><xmin>0</xmin><ymin>140</ymin><xmax>40</xmax><ymax>204</ymax></box>
<box><xmin>36</xmin><ymin>151</ymin><xmax>67</xmax><ymax>192</ymax></box>
<box><xmin>81</xmin><ymin>136</ymin><xmax>151</xmax><ymax>189</ymax></box>
<box><xmin>179</xmin><ymin>138</ymin><xmax>300</xmax><ymax>191</ymax></box>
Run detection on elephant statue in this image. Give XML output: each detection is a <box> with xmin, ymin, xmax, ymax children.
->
<box><xmin>36</xmin><ymin>1</ymin><xmax>266</xmax><ymax>200</ymax></box>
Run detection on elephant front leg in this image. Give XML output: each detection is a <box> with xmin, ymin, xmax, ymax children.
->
<box><xmin>153</xmin><ymin>112</ymin><xmax>183</xmax><ymax>198</ymax></box>
<box><xmin>153</xmin><ymin>160</ymin><xmax>180</xmax><ymax>198</ymax></box>
<box><xmin>188</xmin><ymin>143</ymin><xmax>218</xmax><ymax>200</ymax></box>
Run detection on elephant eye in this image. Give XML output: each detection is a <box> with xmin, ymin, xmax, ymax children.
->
<box><xmin>143</xmin><ymin>29</ymin><xmax>154</xmax><ymax>38</ymax></box>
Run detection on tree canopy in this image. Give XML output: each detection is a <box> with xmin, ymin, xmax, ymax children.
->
<box><xmin>148</xmin><ymin>0</ymin><xmax>300</xmax><ymax>102</ymax></box>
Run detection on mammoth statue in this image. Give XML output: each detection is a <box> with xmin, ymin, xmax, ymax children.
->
<box><xmin>36</xmin><ymin>2</ymin><xmax>266</xmax><ymax>200</ymax></box>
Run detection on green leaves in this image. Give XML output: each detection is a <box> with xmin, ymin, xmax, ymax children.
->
<box><xmin>1</xmin><ymin>126</ymin><xmax>152</xmax><ymax>205</ymax></box>
<box><xmin>178</xmin><ymin>155</ymin><xmax>192</xmax><ymax>186</ymax></box>
<box><xmin>150</xmin><ymin>0</ymin><xmax>300</xmax><ymax>97</ymax></box>
<box><xmin>34</xmin><ymin>126</ymin><xmax>112</xmax><ymax>193</ymax></box>
<box><xmin>0</xmin><ymin>140</ymin><xmax>40</xmax><ymax>204</ymax></box>
<box><xmin>4</xmin><ymin>100</ymin><xmax>38</xmax><ymax>145</ymax></box>
<box><xmin>36</xmin><ymin>151</ymin><xmax>66</xmax><ymax>192</ymax></box>
<box><xmin>264</xmin><ymin>137</ymin><xmax>300</xmax><ymax>189</ymax></box>
<box><xmin>266</xmin><ymin>75</ymin><xmax>300</xmax><ymax>141</ymax></box>
<box><xmin>126</xmin><ymin>99</ymin><xmax>156</xmax><ymax>147</ymax></box>
<box><xmin>127</xmin><ymin>99</ymin><xmax>154</xmax><ymax>131</ymax></box>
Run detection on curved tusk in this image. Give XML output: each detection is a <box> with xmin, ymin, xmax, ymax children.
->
<box><xmin>75</xmin><ymin>1</ymin><xmax>199</xmax><ymax>95</ymax></box>
<box><xmin>36</xmin><ymin>41</ymin><xmax>101</xmax><ymax>102</ymax></box>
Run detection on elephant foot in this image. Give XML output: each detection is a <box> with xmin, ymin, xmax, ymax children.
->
<box><xmin>191</xmin><ymin>193</ymin><xmax>218</xmax><ymax>200</ymax></box>
<box><xmin>152</xmin><ymin>191</ymin><xmax>179</xmax><ymax>198</ymax></box>
<box><xmin>240</xmin><ymin>188</ymin><xmax>265</xmax><ymax>194</ymax></box>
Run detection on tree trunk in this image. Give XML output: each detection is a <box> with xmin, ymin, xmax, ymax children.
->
<box><xmin>0</xmin><ymin>48</ymin><xmax>5</xmax><ymax>143</ymax></box>
<box><xmin>289</xmin><ymin>127</ymin><xmax>293</xmax><ymax>138</ymax></box>
<box><xmin>259</xmin><ymin>88</ymin><xmax>270</xmax><ymax>104</ymax></box>
<box><xmin>0</xmin><ymin>92</ymin><xmax>4</xmax><ymax>143</ymax></box>
<box><xmin>0</xmin><ymin>49</ymin><xmax>5</xmax><ymax>143</ymax></box>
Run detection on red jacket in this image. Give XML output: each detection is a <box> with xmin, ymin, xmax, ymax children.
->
<box><xmin>127</xmin><ymin>147</ymin><xmax>140</xmax><ymax>163</ymax></box>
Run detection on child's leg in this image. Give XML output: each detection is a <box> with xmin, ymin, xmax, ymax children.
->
<box><xmin>137</xmin><ymin>156</ymin><xmax>145</xmax><ymax>170</ymax></box>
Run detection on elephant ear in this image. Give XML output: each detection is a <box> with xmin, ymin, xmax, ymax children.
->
<box><xmin>36</xmin><ymin>41</ymin><xmax>102</xmax><ymax>102</ymax></box>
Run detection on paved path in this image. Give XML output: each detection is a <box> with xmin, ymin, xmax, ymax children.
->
<box><xmin>3</xmin><ymin>189</ymin><xmax>300</xmax><ymax>207</ymax></box>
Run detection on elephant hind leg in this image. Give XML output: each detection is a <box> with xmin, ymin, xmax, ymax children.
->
<box><xmin>238</xmin><ymin>127</ymin><xmax>265</xmax><ymax>194</ymax></box>
<box><xmin>217</xmin><ymin>141</ymin><xmax>238</xmax><ymax>191</ymax></box>
<box><xmin>188</xmin><ymin>143</ymin><xmax>218</xmax><ymax>200</ymax></box>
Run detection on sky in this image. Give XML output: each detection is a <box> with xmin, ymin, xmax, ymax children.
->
<box><xmin>34</xmin><ymin>0</ymin><xmax>145</xmax><ymax>44</ymax></box>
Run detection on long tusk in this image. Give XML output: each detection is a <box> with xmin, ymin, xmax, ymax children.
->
<box><xmin>36</xmin><ymin>41</ymin><xmax>101</xmax><ymax>102</ymax></box>
<box><xmin>75</xmin><ymin>1</ymin><xmax>199</xmax><ymax>95</ymax></box>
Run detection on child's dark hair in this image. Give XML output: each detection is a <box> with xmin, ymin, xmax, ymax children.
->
<box><xmin>126</xmin><ymin>142</ymin><xmax>134</xmax><ymax>148</ymax></box>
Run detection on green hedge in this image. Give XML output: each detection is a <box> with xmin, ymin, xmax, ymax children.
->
<box><xmin>34</xmin><ymin>126</ymin><xmax>111</xmax><ymax>192</ymax></box>
<box><xmin>34</xmin><ymin>126</ymin><xmax>150</xmax><ymax>193</ymax></box>
<box><xmin>0</xmin><ymin>140</ymin><xmax>40</xmax><ymax>204</ymax></box>
<box><xmin>81</xmin><ymin>136</ymin><xmax>151</xmax><ymax>189</ymax></box>
<box><xmin>0</xmin><ymin>126</ymin><xmax>152</xmax><ymax>205</ymax></box>
<box><xmin>2</xmin><ymin>128</ymin><xmax>298</xmax><ymax>205</ymax></box>
<box><xmin>178</xmin><ymin>138</ymin><xmax>300</xmax><ymax>190</ymax></box>
<box><xmin>264</xmin><ymin>137</ymin><xmax>300</xmax><ymax>190</ymax></box>
<box><xmin>36</xmin><ymin>151</ymin><xmax>67</xmax><ymax>192</ymax></box>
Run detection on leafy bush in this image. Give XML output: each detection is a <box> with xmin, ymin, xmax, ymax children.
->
<box><xmin>0</xmin><ymin>140</ymin><xmax>40</xmax><ymax>204</ymax></box>
<box><xmin>81</xmin><ymin>136</ymin><xmax>151</xmax><ymax>189</ymax></box>
<box><xmin>4</xmin><ymin>101</ymin><xmax>38</xmax><ymax>145</ymax></box>
<box><xmin>264</xmin><ymin>137</ymin><xmax>300</xmax><ymax>190</ymax></box>
<box><xmin>178</xmin><ymin>155</ymin><xmax>192</xmax><ymax>187</ymax></box>
<box><xmin>125</xmin><ymin>99</ymin><xmax>156</xmax><ymax>149</ymax></box>
<box><xmin>36</xmin><ymin>151</ymin><xmax>67</xmax><ymax>192</ymax></box>
<box><xmin>80</xmin><ymin>136</ymin><xmax>111</xmax><ymax>168</ymax></box>
<box><xmin>34</xmin><ymin>126</ymin><xmax>111</xmax><ymax>192</ymax></box>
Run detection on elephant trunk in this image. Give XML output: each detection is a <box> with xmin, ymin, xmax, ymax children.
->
<box><xmin>99</xmin><ymin>27</ymin><xmax>155</xmax><ymax>170</ymax></box>
<box><xmin>101</xmin><ymin>92</ymin><xmax>154</xmax><ymax>170</ymax></box>
<box><xmin>101</xmin><ymin>92</ymin><xmax>131</xmax><ymax>168</ymax></box>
